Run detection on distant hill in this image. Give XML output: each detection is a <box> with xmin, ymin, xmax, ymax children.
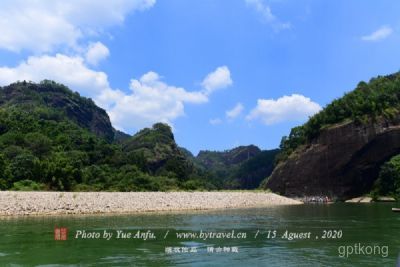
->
<box><xmin>197</xmin><ymin>145</ymin><xmax>261</xmax><ymax>168</ymax></box>
<box><xmin>235</xmin><ymin>149</ymin><xmax>280</xmax><ymax>189</ymax></box>
<box><xmin>195</xmin><ymin>145</ymin><xmax>279</xmax><ymax>189</ymax></box>
<box><xmin>122</xmin><ymin>123</ymin><xmax>194</xmax><ymax>181</ymax></box>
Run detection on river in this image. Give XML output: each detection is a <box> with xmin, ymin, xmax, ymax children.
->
<box><xmin>0</xmin><ymin>203</ymin><xmax>398</xmax><ymax>266</ymax></box>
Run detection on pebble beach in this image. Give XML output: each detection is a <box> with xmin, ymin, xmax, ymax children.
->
<box><xmin>0</xmin><ymin>191</ymin><xmax>302</xmax><ymax>216</ymax></box>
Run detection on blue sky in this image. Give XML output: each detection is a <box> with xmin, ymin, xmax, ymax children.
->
<box><xmin>0</xmin><ymin>0</ymin><xmax>399</xmax><ymax>154</ymax></box>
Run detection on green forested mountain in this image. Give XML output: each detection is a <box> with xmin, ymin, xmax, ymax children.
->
<box><xmin>0</xmin><ymin>80</ymin><xmax>275</xmax><ymax>191</ymax></box>
<box><xmin>122</xmin><ymin>123</ymin><xmax>194</xmax><ymax>181</ymax></box>
<box><xmin>194</xmin><ymin>146</ymin><xmax>279</xmax><ymax>189</ymax></box>
<box><xmin>0</xmin><ymin>81</ymin><xmax>210</xmax><ymax>191</ymax></box>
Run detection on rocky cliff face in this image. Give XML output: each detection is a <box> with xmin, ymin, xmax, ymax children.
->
<box><xmin>266</xmin><ymin>115</ymin><xmax>400</xmax><ymax>199</ymax></box>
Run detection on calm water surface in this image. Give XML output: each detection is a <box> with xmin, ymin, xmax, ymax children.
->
<box><xmin>0</xmin><ymin>203</ymin><xmax>399</xmax><ymax>266</ymax></box>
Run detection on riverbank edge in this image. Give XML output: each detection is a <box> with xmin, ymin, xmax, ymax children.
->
<box><xmin>0</xmin><ymin>191</ymin><xmax>302</xmax><ymax>217</ymax></box>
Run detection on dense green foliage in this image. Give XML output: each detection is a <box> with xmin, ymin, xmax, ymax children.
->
<box><xmin>123</xmin><ymin>123</ymin><xmax>192</xmax><ymax>178</ymax></box>
<box><xmin>278</xmin><ymin>73</ymin><xmax>400</xmax><ymax>162</ymax></box>
<box><xmin>372</xmin><ymin>155</ymin><xmax>400</xmax><ymax>200</ymax></box>
<box><xmin>0</xmin><ymin>81</ymin><xmax>218</xmax><ymax>191</ymax></box>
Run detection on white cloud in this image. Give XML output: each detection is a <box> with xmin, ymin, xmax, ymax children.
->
<box><xmin>99</xmin><ymin>71</ymin><xmax>209</xmax><ymax>131</ymax></box>
<box><xmin>245</xmin><ymin>0</ymin><xmax>290</xmax><ymax>31</ymax></box>
<box><xmin>201</xmin><ymin>66</ymin><xmax>232</xmax><ymax>94</ymax></box>
<box><xmin>85</xmin><ymin>42</ymin><xmax>110</xmax><ymax>66</ymax></box>
<box><xmin>0</xmin><ymin>0</ymin><xmax>156</xmax><ymax>52</ymax></box>
<box><xmin>361</xmin><ymin>26</ymin><xmax>393</xmax><ymax>42</ymax></box>
<box><xmin>0</xmin><ymin>54</ymin><xmax>110</xmax><ymax>96</ymax></box>
<box><xmin>209</xmin><ymin>118</ymin><xmax>222</xmax><ymax>125</ymax></box>
<box><xmin>226</xmin><ymin>103</ymin><xmax>244</xmax><ymax>119</ymax></box>
<box><xmin>246</xmin><ymin>94</ymin><xmax>321</xmax><ymax>125</ymax></box>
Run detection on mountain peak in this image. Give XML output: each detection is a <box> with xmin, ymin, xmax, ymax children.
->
<box><xmin>0</xmin><ymin>80</ymin><xmax>115</xmax><ymax>142</ymax></box>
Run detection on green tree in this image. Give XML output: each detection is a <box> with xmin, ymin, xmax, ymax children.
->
<box><xmin>374</xmin><ymin>155</ymin><xmax>400</xmax><ymax>199</ymax></box>
<box><xmin>0</xmin><ymin>154</ymin><xmax>6</xmax><ymax>189</ymax></box>
<box><xmin>10</xmin><ymin>152</ymin><xmax>40</xmax><ymax>182</ymax></box>
<box><xmin>0</xmin><ymin>154</ymin><xmax>4</xmax><ymax>177</ymax></box>
<box><xmin>44</xmin><ymin>152</ymin><xmax>86</xmax><ymax>190</ymax></box>
<box><xmin>24</xmin><ymin>132</ymin><xmax>52</xmax><ymax>158</ymax></box>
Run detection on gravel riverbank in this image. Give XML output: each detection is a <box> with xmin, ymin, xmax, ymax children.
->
<box><xmin>0</xmin><ymin>191</ymin><xmax>302</xmax><ymax>216</ymax></box>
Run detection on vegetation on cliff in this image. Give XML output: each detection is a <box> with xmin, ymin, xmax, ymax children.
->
<box><xmin>277</xmin><ymin>73</ymin><xmax>400</xmax><ymax>163</ymax></box>
<box><xmin>372</xmin><ymin>154</ymin><xmax>400</xmax><ymax>200</ymax></box>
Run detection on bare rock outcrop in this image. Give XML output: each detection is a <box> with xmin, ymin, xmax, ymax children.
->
<box><xmin>266</xmin><ymin>115</ymin><xmax>400</xmax><ymax>200</ymax></box>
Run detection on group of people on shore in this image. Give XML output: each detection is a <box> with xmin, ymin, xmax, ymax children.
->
<box><xmin>303</xmin><ymin>196</ymin><xmax>332</xmax><ymax>203</ymax></box>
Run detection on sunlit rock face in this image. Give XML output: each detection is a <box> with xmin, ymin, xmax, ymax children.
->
<box><xmin>266</xmin><ymin>115</ymin><xmax>400</xmax><ymax>200</ymax></box>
